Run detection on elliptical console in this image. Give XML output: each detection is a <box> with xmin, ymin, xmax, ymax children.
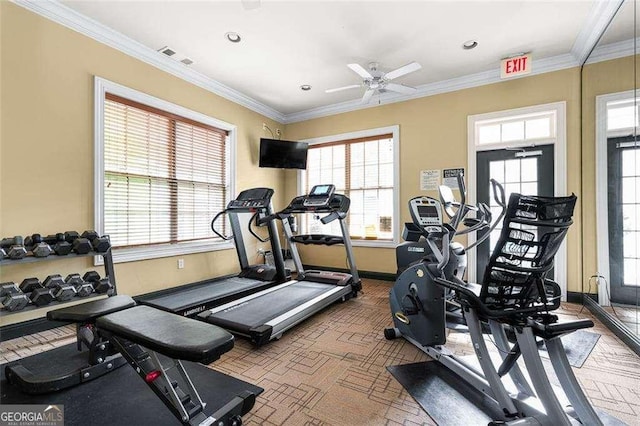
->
<box><xmin>408</xmin><ymin>197</ymin><xmax>443</xmax><ymax>234</ymax></box>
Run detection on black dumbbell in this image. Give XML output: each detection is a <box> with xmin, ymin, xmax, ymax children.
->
<box><xmin>64</xmin><ymin>231</ymin><xmax>92</xmax><ymax>255</ymax></box>
<box><xmin>19</xmin><ymin>277</ymin><xmax>44</xmax><ymax>293</ymax></box>
<box><xmin>44</xmin><ymin>274</ymin><xmax>77</xmax><ymax>301</ymax></box>
<box><xmin>30</xmin><ymin>287</ymin><xmax>54</xmax><ymax>307</ymax></box>
<box><xmin>0</xmin><ymin>236</ymin><xmax>27</xmax><ymax>259</ymax></box>
<box><xmin>83</xmin><ymin>271</ymin><xmax>113</xmax><ymax>294</ymax></box>
<box><xmin>24</xmin><ymin>234</ymin><xmax>53</xmax><ymax>258</ymax></box>
<box><xmin>42</xmin><ymin>233</ymin><xmax>73</xmax><ymax>256</ymax></box>
<box><xmin>65</xmin><ymin>274</ymin><xmax>94</xmax><ymax>297</ymax></box>
<box><xmin>1</xmin><ymin>282</ymin><xmax>29</xmax><ymax>311</ymax></box>
<box><xmin>81</xmin><ymin>231</ymin><xmax>111</xmax><ymax>253</ymax></box>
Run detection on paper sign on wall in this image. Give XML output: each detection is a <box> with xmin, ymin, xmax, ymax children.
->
<box><xmin>443</xmin><ymin>168</ymin><xmax>465</xmax><ymax>190</ymax></box>
<box><xmin>420</xmin><ymin>170</ymin><xmax>440</xmax><ymax>191</ymax></box>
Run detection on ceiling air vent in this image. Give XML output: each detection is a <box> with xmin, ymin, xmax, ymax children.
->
<box><xmin>158</xmin><ymin>46</ymin><xmax>176</xmax><ymax>56</ymax></box>
<box><xmin>180</xmin><ymin>58</ymin><xmax>194</xmax><ymax>66</ymax></box>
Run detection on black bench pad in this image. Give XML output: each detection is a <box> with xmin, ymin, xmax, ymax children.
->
<box><xmin>47</xmin><ymin>295</ymin><xmax>136</xmax><ymax>322</ymax></box>
<box><xmin>96</xmin><ymin>306</ymin><xmax>234</xmax><ymax>365</ymax></box>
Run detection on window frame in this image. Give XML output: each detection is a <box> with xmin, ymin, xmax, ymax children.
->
<box><xmin>297</xmin><ymin>125</ymin><xmax>400</xmax><ymax>248</ymax></box>
<box><xmin>94</xmin><ymin>76</ymin><xmax>236</xmax><ymax>264</ymax></box>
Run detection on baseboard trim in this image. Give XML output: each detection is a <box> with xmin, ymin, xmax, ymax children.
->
<box><xmin>302</xmin><ymin>265</ymin><xmax>395</xmax><ymax>282</ymax></box>
<box><xmin>566</xmin><ymin>291</ymin><xmax>592</xmax><ymax>304</ymax></box>
<box><xmin>1</xmin><ymin>317</ymin><xmax>69</xmax><ymax>342</ymax></box>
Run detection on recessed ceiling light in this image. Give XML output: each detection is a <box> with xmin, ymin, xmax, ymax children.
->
<box><xmin>225</xmin><ymin>32</ymin><xmax>241</xmax><ymax>43</ymax></box>
<box><xmin>300</xmin><ymin>85</ymin><xmax>312</xmax><ymax>91</ymax></box>
<box><xmin>462</xmin><ymin>40</ymin><xmax>478</xmax><ymax>50</ymax></box>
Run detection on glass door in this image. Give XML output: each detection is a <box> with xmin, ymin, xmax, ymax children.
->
<box><xmin>608</xmin><ymin>136</ymin><xmax>640</xmax><ymax>305</ymax></box>
<box><xmin>476</xmin><ymin>145</ymin><xmax>554</xmax><ymax>280</ymax></box>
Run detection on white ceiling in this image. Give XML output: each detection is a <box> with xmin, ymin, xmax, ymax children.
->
<box><xmin>54</xmin><ymin>0</ymin><xmax>626</xmax><ymax>119</ymax></box>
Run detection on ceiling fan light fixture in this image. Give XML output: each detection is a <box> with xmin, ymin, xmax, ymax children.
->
<box><xmin>225</xmin><ymin>32</ymin><xmax>242</xmax><ymax>43</ymax></box>
<box><xmin>300</xmin><ymin>84</ymin><xmax>312</xmax><ymax>91</ymax></box>
<box><xmin>462</xmin><ymin>40</ymin><xmax>478</xmax><ymax>50</ymax></box>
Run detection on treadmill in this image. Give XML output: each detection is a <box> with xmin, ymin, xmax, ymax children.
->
<box><xmin>198</xmin><ymin>184</ymin><xmax>362</xmax><ymax>345</ymax></box>
<box><xmin>138</xmin><ymin>188</ymin><xmax>290</xmax><ymax>317</ymax></box>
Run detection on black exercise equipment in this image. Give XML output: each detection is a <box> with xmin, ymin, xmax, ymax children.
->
<box><xmin>138</xmin><ymin>188</ymin><xmax>290</xmax><ymax>317</ymax></box>
<box><xmin>43</xmin><ymin>274</ymin><xmax>77</xmax><ymax>302</ymax></box>
<box><xmin>29</xmin><ymin>287</ymin><xmax>55</xmax><ymax>307</ymax></box>
<box><xmin>42</xmin><ymin>233</ymin><xmax>73</xmax><ymax>256</ymax></box>
<box><xmin>385</xmin><ymin>173</ymin><xmax>619</xmax><ymax>425</ymax></box>
<box><xmin>83</xmin><ymin>271</ymin><xmax>113</xmax><ymax>294</ymax></box>
<box><xmin>199</xmin><ymin>184</ymin><xmax>361</xmax><ymax>345</ymax></box>
<box><xmin>19</xmin><ymin>277</ymin><xmax>42</xmax><ymax>293</ymax></box>
<box><xmin>81</xmin><ymin>230</ymin><xmax>111</xmax><ymax>253</ymax></box>
<box><xmin>0</xmin><ymin>236</ymin><xmax>27</xmax><ymax>259</ymax></box>
<box><xmin>24</xmin><ymin>234</ymin><xmax>54</xmax><ymax>258</ymax></box>
<box><xmin>0</xmin><ymin>283</ymin><xmax>29</xmax><ymax>311</ymax></box>
<box><xmin>64</xmin><ymin>231</ymin><xmax>92</xmax><ymax>254</ymax></box>
<box><xmin>0</xmin><ymin>248</ymin><xmax>6</xmax><ymax>261</ymax></box>
<box><xmin>5</xmin><ymin>297</ymin><xmax>257</xmax><ymax>425</ymax></box>
<box><xmin>65</xmin><ymin>273</ymin><xmax>94</xmax><ymax>297</ymax></box>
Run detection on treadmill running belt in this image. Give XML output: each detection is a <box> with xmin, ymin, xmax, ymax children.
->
<box><xmin>209</xmin><ymin>281</ymin><xmax>334</xmax><ymax>331</ymax></box>
<box><xmin>139</xmin><ymin>277</ymin><xmax>268</xmax><ymax>312</ymax></box>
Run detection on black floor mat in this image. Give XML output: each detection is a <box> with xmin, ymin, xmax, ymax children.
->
<box><xmin>1</xmin><ymin>343</ymin><xmax>263</xmax><ymax>426</ymax></box>
<box><xmin>387</xmin><ymin>361</ymin><xmax>505</xmax><ymax>426</ymax></box>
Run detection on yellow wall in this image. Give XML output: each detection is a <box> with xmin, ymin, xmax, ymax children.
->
<box><xmin>285</xmin><ymin>68</ymin><xmax>583</xmax><ymax>289</ymax></box>
<box><xmin>0</xmin><ymin>3</ymin><xmax>284</xmax><ymax>325</ymax></box>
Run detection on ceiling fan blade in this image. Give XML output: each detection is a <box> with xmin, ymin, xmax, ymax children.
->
<box><xmin>325</xmin><ymin>84</ymin><xmax>361</xmax><ymax>94</ymax></box>
<box><xmin>348</xmin><ymin>63</ymin><xmax>374</xmax><ymax>79</ymax></box>
<box><xmin>385</xmin><ymin>83</ymin><xmax>417</xmax><ymax>94</ymax></box>
<box><xmin>361</xmin><ymin>89</ymin><xmax>375</xmax><ymax>104</ymax></box>
<box><xmin>241</xmin><ymin>0</ymin><xmax>261</xmax><ymax>10</ymax></box>
<box><xmin>385</xmin><ymin>62</ymin><xmax>422</xmax><ymax>81</ymax></box>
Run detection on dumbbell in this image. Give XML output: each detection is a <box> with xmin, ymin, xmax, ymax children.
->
<box><xmin>0</xmin><ymin>236</ymin><xmax>27</xmax><ymax>259</ymax></box>
<box><xmin>42</xmin><ymin>233</ymin><xmax>73</xmax><ymax>256</ymax></box>
<box><xmin>1</xmin><ymin>282</ymin><xmax>29</xmax><ymax>311</ymax></box>
<box><xmin>44</xmin><ymin>274</ymin><xmax>77</xmax><ymax>301</ymax></box>
<box><xmin>24</xmin><ymin>234</ymin><xmax>53</xmax><ymax>258</ymax></box>
<box><xmin>0</xmin><ymin>248</ymin><xmax>6</xmax><ymax>261</ymax></box>
<box><xmin>81</xmin><ymin>231</ymin><xmax>111</xmax><ymax>253</ymax></box>
<box><xmin>65</xmin><ymin>274</ymin><xmax>94</xmax><ymax>297</ymax></box>
<box><xmin>83</xmin><ymin>271</ymin><xmax>113</xmax><ymax>294</ymax></box>
<box><xmin>17</xmin><ymin>277</ymin><xmax>53</xmax><ymax>307</ymax></box>
<box><xmin>64</xmin><ymin>231</ymin><xmax>92</xmax><ymax>255</ymax></box>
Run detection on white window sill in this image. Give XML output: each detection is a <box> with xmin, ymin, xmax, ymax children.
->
<box><xmin>94</xmin><ymin>239</ymin><xmax>235</xmax><ymax>265</ymax></box>
<box><xmin>350</xmin><ymin>239</ymin><xmax>397</xmax><ymax>248</ymax></box>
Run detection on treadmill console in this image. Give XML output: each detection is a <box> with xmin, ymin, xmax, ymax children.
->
<box><xmin>303</xmin><ymin>184</ymin><xmax>335</xmax><ymax>207</ymax></box>
<box><xmin>408</xmin><ymin>196</ymin><xmax>443</xmax><ymax>234</ymax></box>
<box><xmin>228</xmin><ymin>187</ymin><xmax>274</xmax><ymax>209</ymax></box>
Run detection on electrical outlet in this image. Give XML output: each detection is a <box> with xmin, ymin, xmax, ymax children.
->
<box><xmin>178</xmin><ymin>259</ymin><xmax>185</xmax><ymax>269</ymax></box>
<box><xmin>275</xmin><ymin>129</ymin><xmax>281</xmax><ymax>136</ymax></box>
<box><xmin>257</xmin><ymin>248</ymin><xmax>265</xmax><ymax>255</ymax></box>
<box><xmin>262</xmin><ymin>123</ymin><xmax>267</xmax><ymax>130</ymax></box>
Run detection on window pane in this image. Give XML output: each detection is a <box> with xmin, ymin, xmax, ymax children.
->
<box><xmin>622</xmin><ymin>176</ymin><xmax>637</xmax><ymax>204</ymax></box>
<box><xmin>479</xmin><ymin>124</ymin><xmax>500</xmax><ymax>145</ymax></box>
<box><xmin>379</xmin><ymin>163</ymin><xmax>394</xmax><ymax>187</ymax></box>
<box><xmin>608</xmin><ymin>105</ymin><xmax>636</xmax><ymax>130</ymax></box>
<box><xmin>489</xmin><ymin>161</ymin><xmax>504</xmax><ymax>183</ymax></box>
<box><xmin>520</xmin><ymin>158</ymin><xmax>537</xmax><ymax>182</ymax></box>
<box><xmin>504</xmin><ymin>159</ymin><xmax>521</xmax><ymax>183</ymax></box>
<box><xmin>623</xmin><ymin>258</ymin><xmax>639</xmax><ymax>286</ymax></box>
<box><xmin>379</xmin><ymin>139</ymin><xmax>393</xmax><ymax>163</ymax></box>
<box><xmin>623</xmin><ymin>231</ymin><xmax>638</xmax><ymax>258</ymax></box>
<box><xmin>351</xmin><ymin>165</ymin><xmax>364</xmax><ymax>189</ymax></box>
<box><xmin>525</xmin><ymin>118</ymin><xmax>551</xmax><ymax>139</ymax></box>
<box><xmin>501</xmin><ymin>121</ymin><xmax>525</xmax><ymax>142</ymax></box>
<box><xmin>622</xmin><ymin>149</ymin><xmax>640</xmax><ymax>176</ymax></box>
<box><xmin>623</xmin><ymin>205</ymin><xmax>637</xmax><ymax>231</ymax></box>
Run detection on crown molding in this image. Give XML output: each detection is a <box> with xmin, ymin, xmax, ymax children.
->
<box><xmin>284</xmin><ymin>53</ymin><xmax>579</xmax><ymax>124</ymax></box>
<box><xmin>585</xmin><ymin>37</ymin><xmax>637</xmax><ymax>64</ymax></box>
<box><xmin>571</xmin><ymin>0</ymin><xmax>625</xmax><ymax>65</ymax></box>
<box><xmin>12</xmin><ymin>0</ymin><xmax>286</xmax><ymax>123</ymax></box>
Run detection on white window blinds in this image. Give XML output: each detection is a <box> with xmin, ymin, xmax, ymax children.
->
<box><xmin>103</xmin><ymin>93</ymin><xmax>228</xmax><ymax>248</ymax></box>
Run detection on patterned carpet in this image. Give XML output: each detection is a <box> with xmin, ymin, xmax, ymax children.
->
<box><xmin>2</xmin><ymin>279</ymin><xmax>639</xmax><ymax>425</ymax></box>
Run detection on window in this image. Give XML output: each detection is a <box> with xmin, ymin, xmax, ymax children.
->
<box><xmin>300</xmin><ymin>126</ymin><xmax>399</xmax><ymax>247</ymax></box>
<box><xmin>476</xmin><ymin>110</ymin><xmax>556</xmax><ymax>146</ymax></box>
<box><xmin>95</xmin><ymin>77</ymin><xmax>236</xmax><ymax>263</ymax></box>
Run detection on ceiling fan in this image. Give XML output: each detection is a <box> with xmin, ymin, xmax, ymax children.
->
<box><xmin>326</xmin><ymin>61</ymin><xmax>422</xmax><ymax>103</ymax></box>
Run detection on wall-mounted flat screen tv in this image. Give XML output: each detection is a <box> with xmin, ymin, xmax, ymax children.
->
<box><xmin>259</xmin><ymin>138</ymin><xmax>308</xmax><ymax>170</ymax></box>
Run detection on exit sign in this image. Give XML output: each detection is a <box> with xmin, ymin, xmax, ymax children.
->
<box><xmin>501</xmin><ymin>54</ymin><xmax>531</xmax><ymax>79</ymax></box>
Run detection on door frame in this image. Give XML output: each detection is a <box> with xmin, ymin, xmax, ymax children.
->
<box><xmin>467</xmin><ymin>101</ymin><xmax>568</xmax><ymax>299</ymax></box>
<box><xmin>596</xmin><ymin>90</ymin><xmax>638</xmax><ymax>306</ymax></box>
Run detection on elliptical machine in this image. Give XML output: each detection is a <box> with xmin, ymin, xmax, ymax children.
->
<box><xmin>385</xmin><ymin>174</ymin><xmax>621</xmax><ymax>426</ymax></box>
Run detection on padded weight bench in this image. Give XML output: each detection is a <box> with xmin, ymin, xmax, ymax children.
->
<box><xmin>6</xmin><ymin>298</ymin><xmax>256</xmax><ymax>426</ymax></box>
